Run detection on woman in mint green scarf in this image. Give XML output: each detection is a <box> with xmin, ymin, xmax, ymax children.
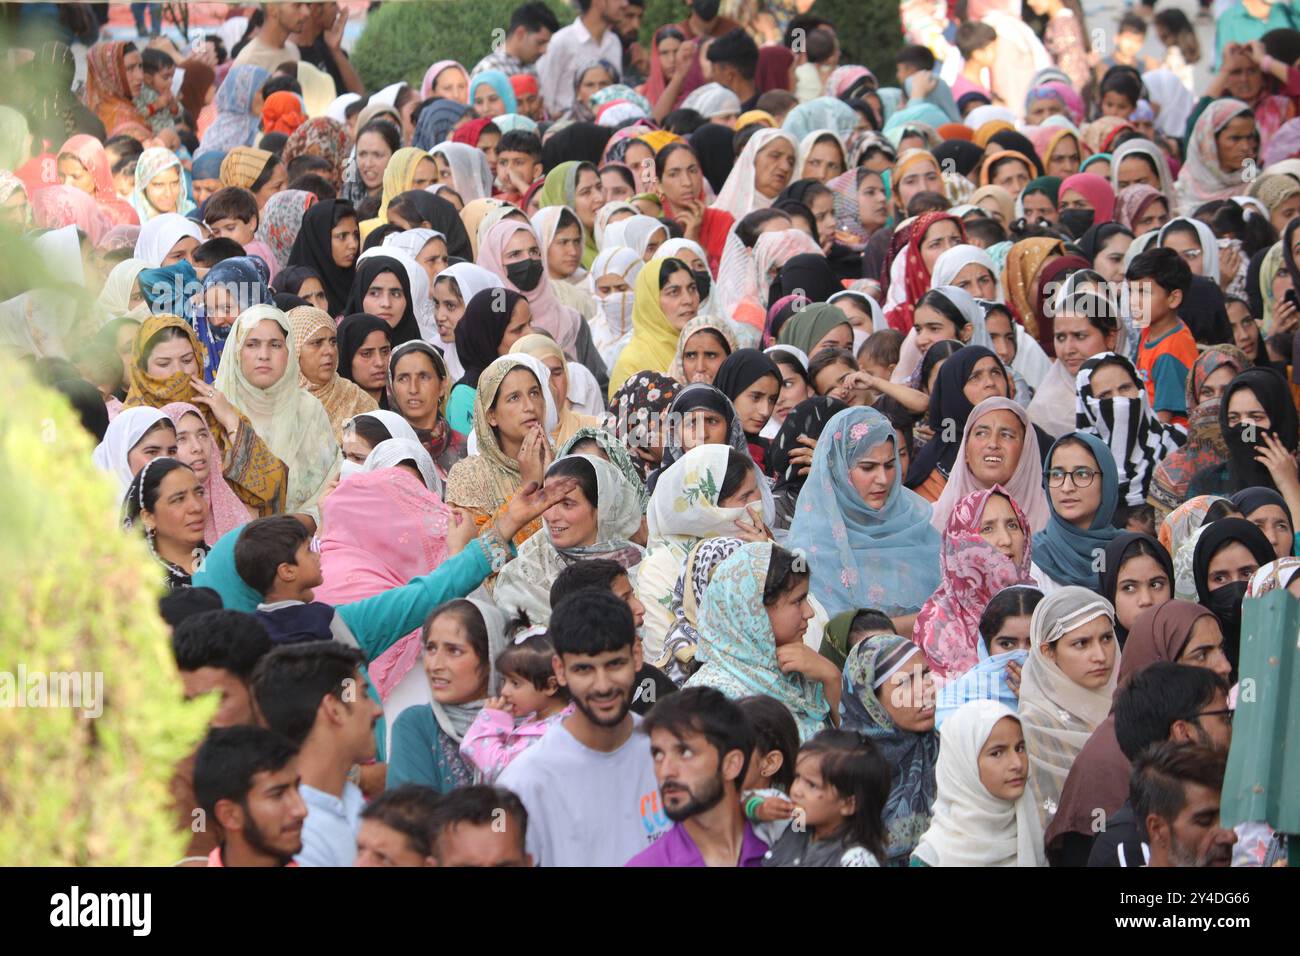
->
<box><xmin>536</xmin><ymin>160</ymin><xmax>603</xmax><ymax>269</ymax></box>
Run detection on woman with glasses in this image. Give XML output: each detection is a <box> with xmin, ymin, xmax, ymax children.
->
<box><xmin>1044</xmin><ymin>599</ymin><xmax>1232</xmax><ymax>866</ymax></box>
<box><xmin>1030</xmin><ymin>432</ymin><xmax>1123</xmax><ymax>593</ymax></box>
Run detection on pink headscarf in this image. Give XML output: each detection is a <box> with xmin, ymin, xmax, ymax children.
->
<box><xmin>1042</xmin><ymin>82</ymin><xmax>1085</xmax><ymax>126</ymax></box>
<box><xmin>912</xmin><ymin>485</ymin><xmax>1036</xmax><ymax>681</ymax></box>
<box><xmin>420</xmin><ymin>60</ymin><xmax>470</xmax><ymax>100</ymax></box>
<box><xmin>931</xmin><ymin>396</ymin><xmax>1050</xmax><ymax>535</ymax></box>
<box><xmin>753</xmin><ymin>228</ymin><xmax>822</xmax><ymax>308</ymax></box>
<box><xmin>315</xmin><ymin>466</ymin><xmax>451</xmax><ymax>699</ymax></box>
<box><xmin>57</xmin><ymin>134</ymin><xmax>140</xmax><ymax>226</ymax></box>
<box><xmin>476</xmin><ymin>219</ymin><xmax>581</xmax><ymax>356</ymax></box>
<box><xmin>161</xmin><ymin>402</ymin><xmax>253</xmax><ymax>546</ymax></box>
<box><xmin>1115</xmin><ymin>183</ymin><xmax>1166</xmax><ymax>234</ymax></box>
<box><xmin>31</xmin><ymin>184</ymin><xmax>111</xmax><ymax>244</ymax></box>
<box><xmin>1058</xmin><ymin>172</ymin><xmax>1116</xmax><ymax>224</ymax></box>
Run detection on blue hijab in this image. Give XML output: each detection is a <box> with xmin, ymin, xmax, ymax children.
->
<box><xmin>782</xmin><ymin>96</ymin><xmax>860</xmax><ymax>142</ymax></box>
<box><xmin>468</xmin><ymin>70</ymin><xmax>517</xmax><ymax>115</ymax></box>
<box><xmin>935</xmin><ymin>649</ymin><xmax>1027</xmax><ymax>730</ymax></box>
<box><xmin>1031</xmin><ymin>431</ymin><xmax>1122</xmax><ymax>587</ymax></box>
<box><xmin>787</xmin><ymin>406</ymin><xmax>941</xmax><ymax>617</ymax></box>
<box><xmin>138</xmin><ymin>260</ymin><xmax>198</xmax><ymax>320</ymax></box>
<box><xmin>191</xmin><ymin>525</ymin><xmax>260</xmax><ymax>612</ymax></box>
<box><xmin>413</xmin><ymin>99</ymin><xmax>471</xmax><ymax>150</ymax></box>
<box><xmin>194</xmin><ymin>256</ymin><xmax>271</xmax><ymax>382</ymax></box>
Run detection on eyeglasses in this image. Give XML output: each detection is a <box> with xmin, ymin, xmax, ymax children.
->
<box><xmin>1197</xmin><ymin>708</ymin><xmax>1233</xmax><ymax>725</ymax></box>
<box><xmin>1046</xmin><ymin>467</ymin><xmax>1099</xmax><ymax>488</ymax></box>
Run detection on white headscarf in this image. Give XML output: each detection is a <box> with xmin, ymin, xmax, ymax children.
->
<box><xmin>382</xmin><ymin>226</ymin><xmax>445</xmax><ymax>263</ymax></box>
<box><xmin>325</xmin><ymin>93</ymin><xmax>362</xmax><ymax>123</ymax></box>
<box><xmin>1110</xmin><ymin>138</ymin><xmax>1177</xmax><ymax>201</ymax></box>
<box><xmin>594</xmin><ymin>201</ymin><xmax>639</xmax><ymax>249</ymax></box>
<box><xmin>371</xmin><ymin>82</ymin><xmax>407</xmax><ymax>108</ymax></box>
<box><xmin>1142</xmin><ymin>70</ymin><xmax>1195</xmax><ymax>139</ymax></box>
<box><xmin>434</xmin><ymin>262</ymin><xmax>504</xmax><ymax>383</ymax></box>
<box><xmin>794</xmin><ymin>129</ymin><xmax>847</xmax><ymax>181</ymax></box>
<box><xmin>91</xmin><ymin>406</ymin><xmax>170</xmax><ymax>499</ymax></box>
<box><xmin>1157</xmin><ymin>216</ymin><xmax>1221</xmax><ymax>284</ymax></box>
<box><xmin>965</xmin><ymin>105</ymin><xmax>1017</xmax><ymax>130</ymax></box>
<box><xmin>358</xmin><ymin>245</ymin><xmax>435</xmax><ymax>339</ymax></box>
<box><xmin>133</xmin><ymin>213</ymin><xmax>203</xmax><ymax>267</ymax></box>
<box><xmin>97</xmin><ymin>258</ymin><xmax>152</xmax><ymax>320</ymax></box>
<box><xmin>711</xmin><ymin>128</ymin><xmax>799</xmax><ymax>220</ymax></box>
<box><xmin>1018</xmin><ymin>586</ymin><xmax>1119</xmax><ymax>837</ymax></box>
<box><xmin>912</xmin><ymin>699</ymin><xmax>1046</xmax><ymax>867</ymax></box>
<box><xmin>585</xmin><ymin>245</ymin><xmax>642</xmax><ymax>369</ymax></box>
<box><xmin>464</xmin><ymin>352</ymin><xmax>561</xmax><ymax>456</ymax></box>
<box><xmin>430</xmin><ymin>143</ymin><xmax>493</xmax><ymax>201</ymax></box>
<box><xmin>430</xmin><ymin>597</ymin><xmax>509</xmax><ymax>742</ymax></box>
<box><xmin>362</xmin><ymin>437</ymin><xmax>442</xmax><ymax>497</ymax></box>
<box><xmin>603</xmin><ymin>215</ymin><xmax>668</xmax><ymax>259</ymax></box>
<box><xmin>681</xmin><ymin>82</ymin><xmax>742</xmax><ymax>121</ymax></box>
<box><xmin>929</xmin><ymin>244</ymin><xmax>1004</xmax><ymax>299</ymax></box>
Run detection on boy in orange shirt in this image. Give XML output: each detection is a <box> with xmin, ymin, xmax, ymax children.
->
<box><xmin>1127</xmin><ymin>247</ymin><xmax>1197</xmax><ymax>428</ymax></box>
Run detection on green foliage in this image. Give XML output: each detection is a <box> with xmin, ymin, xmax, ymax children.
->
<box><xmin>0</xmin><ymin>359</ymin><xmax>213</xmax><ymax>865</ymax></box>
<box><xmin>351</xmin><ymin>0</ymin><xmax>576</xmax><ymax>92</ymax></box>
<box><xmin>639</xmin><ymin>0</ymin><xmax>688</xmax><ymax>45</ymax></box>
<box><xmin>808</xmin><ymin>0</ymin><xmax>904</xmax><ymax>85</ymax></box>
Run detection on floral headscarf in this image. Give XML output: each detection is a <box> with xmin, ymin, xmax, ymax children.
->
<box><xmin>287</xmin><ymin>304</ymin><xmax>378</xmax><ymax>442</ymax></box>
<box><xmin>31</xmin><ymin>184</ymin><xmax>111</xmax><ymax>245</ymax></box>
<box><xmin>684</xmin><ymin>541</ymin><xmax>830</xmax><ymax>741</ymax></box>
<box><xmin>1175</xmin><ymin>99</ymin><xmax>1254</xmax><ymax>214</ymax></box>
<box><xmin>282</xmin><ymin>117</ymin><xmax>353</xmax><ymax>185</ymax></box>
<box><xmin>255</xmin><ymin>189</ymin><xmax>318</xmax><ymax>271</ymax></box>
<box><xmin>83</xmin><ymin>41</ymin><xmax>150</xmax><ymax>140</ymax></box>
<box><xmin>197</xmin><ymin>64</ymin><xmax>272</xmax><ymax>156</ymax></box>
<box><xmin>914</xmin><ymin>487</ymin><xmax>1036</xmax><ymax>680</ymax></box>
<box><xmin>131</xmin><ymin>147</ymin><xmax>196</xmax><ymax>221</ymax></box>
<box><xmin>1002</xmin><ymin>237</ymin><xmax>1065</xmax><ymax>338</ymax></box>
<box><xmin>604</xmin><ymin>370</ymin><xmax>678</xmax><ymax>480</ymax></box>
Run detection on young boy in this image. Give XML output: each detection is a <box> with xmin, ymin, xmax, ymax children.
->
<box><xmin>858</xmin><ymin>328</ymin><xmax>902</xmax><ymax>383</ymax></box>
<box><xmin>1103</xmin><ymin>13</ymin><xmax>1149</xmax><ymax>71</ymax></box>
<box><xmin>1127</xmin><ymin>247</ymin><xmax>1197</xmax><ymax>428</ymax></box>
<box><xmin>793</xmin><ymin>28</ymin><xmax>840</xmax><ymax>103</ymax></box>
<box><xmin>203</xmin><ymin>187</ymin><xmax>281</xmax><ymax>281</ymax></box>
<box><xmin>137</xmin><ymin>47</ymin><xmax>182</xmax><ymax>135</ymax></box>
<box><xmin>494</xmin><ymin>130</ymin><xmax>543</xmax><ymax>206</ymax></box>
<box><xmin>895</xmin><ymin>43</ymin><xmax>937</xmax><ymax>87</ymax></box>
<box><xmin>952</xmin><ymin>21</ymin><xmax>998</xmax><ymax>104</ymax></box>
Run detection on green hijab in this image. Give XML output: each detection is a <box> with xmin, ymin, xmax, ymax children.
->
<box><xmin>776</xmin><ymin>303</ymin><xmax>852</xmax><ymax>356</ymax></box>
<box><xmin>538</xmin><ymin>161</ymin><xmax>599</xmax><ymax>268</ymax></box>
<box><xmin>1023</xmin><ymin>175</ymin><xmax>1062</xmax><ymax>206</ymax></box>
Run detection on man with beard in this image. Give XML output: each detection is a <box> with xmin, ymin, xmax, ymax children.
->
<box><xmin>498</xmin><ymin>590</ymin><xmax>671</xmax><ymax>865</ymax></box>
<box><xmin>194</xmin><ymin>725</ymin><xmax>308</xmax><ymax>867</ymax></box>
<box><xmin>252</xmin><ymin>643</ymin><xmax>383</xmax><ymax>867</ymax></box>
<box><xmin>626</xmin><ymin>687</ymin><xmax>766</xmax><ymax>867</ymax></box>
<box><xmin>1132</xmin><ymin>741</ymin><xmax>1237</xmax><ymax>867</ymax></box>
<box><xmin>1089</xmin><ymin>664</ymin><xmax>1234</xmax><ymax>867</ymax></box>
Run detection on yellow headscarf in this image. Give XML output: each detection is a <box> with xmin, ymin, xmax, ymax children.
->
<box><xmin>297</xmin><ymin>61</ymin><xmax>337</xmax><ymax>118</ymax></box>
<box><xmin>220</xmin><ymin>147</ymin><xmax>274</xmax><ymax>190</ymax></box>
<box><xmin>359</xmin><ymin>147</ymin><xmax>433</xmax><ymax>240</ymax></box>
<box><xmin>736</xmin><ymin>110</ymin><xmax>775</xmax><ymax>131</ymax></box>
<box><xmin>608</xmin><ymin>256</ymin><xmax>684</xmax><ymax>399</ymax></box>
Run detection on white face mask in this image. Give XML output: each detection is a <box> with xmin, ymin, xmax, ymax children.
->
<box><xmin>598</xmin><ymin>290</ymin><xmax>633</xmax><ymax>331</ymax></box>
<box><xmin>339</xmin><ymin>459</ymin><xmax>364</xmax><ymax>480</ymax></box>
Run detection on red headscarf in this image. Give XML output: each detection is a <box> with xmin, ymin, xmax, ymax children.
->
<box><xmin>510</xmin><ymin>74</ymin><xmax>538</xmax><ymax>98</ymax></box>
<box><xmin>451</xmin><ymin>117</ymin><xmax>495</xmax><ymax>147</ymax></box>
<box><xmin>755</xmin><ymin>45</ymin><xmax>794</xmax><ymax>93</ymax></box>
<box><xmin>885</xmin><ymin>211</ymin><xmax>967</xmax><ymax>332</ymax></box>
<box><xmin>1058</xmin><ymin>172</ymin><xmax>1116</xmax><ymax>224</ymax></box>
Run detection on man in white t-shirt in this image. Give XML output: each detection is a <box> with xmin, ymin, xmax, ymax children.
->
<box><xmin>235</xmin><ymin>2</ymin><xmax>310</xmax><ymax>72</ymax></box>
<box><xmin>498</xmin><ymin>589</ymin><xmax>672</xmax><ymax>866</ymax></box>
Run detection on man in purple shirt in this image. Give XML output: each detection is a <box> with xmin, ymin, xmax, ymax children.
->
<box><xmin>626</xmin><ymin>687</ymin><xmax>767</xmax><ymax>867</ymax></box>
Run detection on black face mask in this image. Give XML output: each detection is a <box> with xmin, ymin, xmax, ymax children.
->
<box><xmin>506</xmin><ymin>258</ymin><xmax>544</xmax><ymax>293</ymax></box>
<box><xmin>692</xmin><ymin>0</ymin><xmax>721</xmax><ymax>20</ymax></box>
<box><xmin>1058</xmin><ymin>208</ymin><xmax>1095</xmax><ymax>239</ymax></box>
<box><xmin>1206</xmin><ymin>580</ymin><xmax>1249</xmax><ymax>670</ymax></box>
<box><xmin>691</xmin><ymin>268</ymin><xmax>712</xmax><ymax>301</ymax></box>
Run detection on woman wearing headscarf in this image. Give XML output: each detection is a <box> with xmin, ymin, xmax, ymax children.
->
<box><xmin>332</xmin><ymin>312</ymin><xmax>393</xmax><ymax>410</ymax></box>
<box><xmin>1043</xmin><ymin>598</ymin><xmax>1229</xmax><ymax>866</ymax></box>
<box><xmin>1188</xmin><ymin>366</ymin><xmax>1300</xmax><ymax>499</ymax></box>
<box><xmin>358</xmin><ymin>146</ymin><xmax>437</xmax><ymax>240</ymax></box>
<box><xmin>1175</xmin><ymin>99</ymin><xmax>1258</xmax><ymax>215</ymax></box>
<box><xmin>286</xmin><ymin>304</ymin><xmax>377</xmax><ymax>442</ymax></box>
<box><xmin>912</xmin><ymin>699</ymin><xmax>1045</xmax><ymax>867</ymax></box>
<box><xmin>1148</xmin><ymin>346</ymin><xmax>1249</xmax><ymax>523</ymax></box>
<box><xmin>1159</xmin><ymin>495</ymin><xmax>1233</xmax><ymax>578</ymax></box>
<box><xmin>1018</xmin><ymin>585</ymin><xmax>1120</xmax><ymax>842</ymax></box>
<box><xmin>646</xmin><ymin>382</ymin><xmax>751</xmax><ymax>488</ymax></box>
<box><xmin>96</xmin><ymin>258</ymin><xmax>151</xmax><ymax>321</ymax></box>
<box><xmin>914</xmin><ymin>487</ymin><xmax>1037</xmax><ymax>680</ymax></box>
<box><xmin>1192</xmin><ymin>517</ymin><xmax>1276</xmax><ymax>673</ymax></box>
<box><xmin>683</xmin><ymin>540</ymin><xmax>836</xmax><ymax>743</ymax></box>
<box><xmin>508</xmin><ymin>333</ymin><xmax>603</xmax><ymax>447</ymax></box>
<box><xmin>493</xmin><ymin>453</ymin><xmax>644</xmax><ymax>625</ymax></box>
<box><xmin>787</xmin><ymin>405</ymin><xmax>942</xmax><ymax>619</ymax></box>
<box><xmin>768</xmin><ymin>395</ymin><xmax>848</xmax><ymax>530</ymax></box>
<box><xmin>133</xmin><ymin>212</ymin><xmax>203</xmax><ymax>268</ymax></box>
<box><xmin>712</xmin><ymin>347</ymin><xmax>782</xmax><ymax>471</ymax></box>
<box><xmin>605</xmin><ymin>369</ymin><xmax>679</xmax><ymax>481</ymax></box>
<box><xmin>1097</xmin><ymin>532</ymin><xmax>1177</xmax><ymax>645</ymax></box>
<box><xmin>55</xmin><ymin>134</ymin><xmax>138</xmax><ymax>227</ymax></box>
<box><xmin>1002</xmin><ymin>236</ymin><xmax>1066</xmax><ymax>342</ymax></box>
<box><xmin>130</xmin><ymin>147</ymin><xmax>195</xmax><ymax>222</ymax></box>
<box><xmin>387</xmin><ymin>189</ymin><xmax>472</xmax><ymax>262</ymax></box>
<box><xmin>160</xmin><ymin>400</ymin><xmax>255</xmax><ymax>545</ymax></box>
<box><xmin>122</xmin><ymin>312</ymin><xmax>288</xmax><ymax>517</ymax></box>
<box><xmin>1030</xmin><ymin>431</ymin><xmax>1123</xmax><ymax>591</ymax></box>
<box><xmin>255</xmin><ymin>190</ymin><xmax>318</xmax><ymax>272</ymax></box>
<box><xmin>213</xmin><ymin>304</ymin><xmax>341</xmax><ymax>523</ymax></box>
<box><xmin>1074</xmin><ymin>352</ymin><xmax>1184</xmax><ymax>512</ymax></box>
<box><xmin>444</xmin><ymin>354</ymin><xmax>560</xmax><ymax>546</ymax></box>
<box><xmin>421</xmin><ymin>59</ymin><xmax>470</xmax><ymax>101</ymax></box>
<box><xmin>286</xmin><ymin>199</ymin><xmax>359</xmax><ymax>317</ymax></box>
<box><xmin>839</xmin><ymin>633</ymin><xmax>940</xmax><ymax>864</ymax></box>
<box><xmin>711</xmin><ymin>129</ymin><xmax>799</xmax><ymax>221</ymax></box>
<box><xmin>1231</xmin><ymin>487</ymin><xmax>1295</xmax><ymax>560</ymax></box>
<box><xmin>931</xmin><ymin>396</ymin><xmax>1051</xmax><ymax>535</ymax></box>
<box><xmin>196</xmin><ymin>64</ymin><xmax>272</xmax><ymax>157</ymax></box>
<box><xmin>774</xmin><ymin>301</ymin><xmax>853</xmax><ymax>359</ymax></box>
<box><xmin>658</xmin><ymin>536</ymin><xmax>745</xmax><ymax>686</ymax></box>
<box><xmin>195</xmin><ymin>256</ymin><xmax>271</xmax><ymax>383</ymax></box>
<box><xmin>82</xmin><ymin>41</ymin><xmax>151</xmax><ymax>141</ymax></box>
<box><xmin>883</xmin><ymin>211</ymin><xmax>968</xmax><ymax>332</ymax></box>
<box><xmin>90</xmin><ymin>405</ymin><xmax>173</xmax><ymax>498</ymax></box>
<box><xmin>607</xmin><ymin>256</ymin><xmax>700</xmax><ymax>399</ymax></box>
<box><xmin>535</xmin><ymin>160</ymin><xmax>606</xmax><ymax>270</ymax></box>
<box><xmin>1056</xmin><ymin>172</ymin><xmax>1116</xmax><ymax>237</ymax></box>
<box><xmin>261</xmin><ymin>90</ymin><xmax>306</xmax><ymax>136</ymax></box>
<box><xmin>386</xmin><ymin>338</ymin><xmax>466</xmax><ymax>480</ymax></box>
<box><xmin>585</xmin><ymin>245</ymin><xmax>643</xmax><ymax>367</ymax></box>
<box><xmin>282</xmin><ymin>116</ymin><xmax>353</xmax><ymax>187</ymax></box>
<box><xmin>30</xmin><ymin>185</ymin><xmax>111</xmax><ymax>246</ymax></box>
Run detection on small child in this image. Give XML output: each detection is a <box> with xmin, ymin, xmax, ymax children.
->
<box><xmin>761</xmin><ymin>729</ymin><xmax>890</xmax><ymax>867</ymax></box>
<box><xmin>951</xmin><ymin>22</ymin><xmax>997</xmax><ymax>105</ymax></box>
<box><xmin>737</xmin><ymin>695</ymin><xmax>801</xmax><ymax>845</ymax></box>
<box><xmin>136</xmin><ymin>47</ymin><xmax>181</xmax><ymax>136</ymax></box>
<box><xmin>793</xmin><ymin>27</ymin><xmax>839</xmax><ymax>103</ymax></box>
<box><xmin>1152</xmin><ymin>9</ymin><xmax>1200</xmax><ymax>91</ymax></box>
<box><xmin>1127</xmin><ymin>247</ymin><xmax>1197</xmax><ymax>428</ymax></box>
<box><xmin>202</xmin><ymin>187</ymin><xmax>279</xmax><ymax>282</ymax></box>
<box><xmin>1101</xmin><ymin>13</ymin><xmax>1150</xmax><ymax>73</ymax></box>
<box><xmin>461</xmin><ymin>631</ymin><xmax>571</xmax><ymax>783</ymax></box>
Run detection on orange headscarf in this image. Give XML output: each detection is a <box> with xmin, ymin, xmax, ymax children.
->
<box><xmin>978</xmin><ymin>149</ymin><xmax>1036</xmax><ymax>188</ymax></box>
<box><xmin>261</xmin><ymin>91</ymin><xmax>307</xmax><ymax>136</ymax></box>
<box><xmin>973</xmin><ymin>120</ymin><xmax>1013</xmax><ymax>149</ymax></box>
<box><xmin>937</xmin><ymin>123</ymin><xmax>974</xmax><ymax>142</ymax></box>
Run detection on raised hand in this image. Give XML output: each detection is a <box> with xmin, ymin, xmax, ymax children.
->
<box><xmin>186</xmin><ymin>375</ymin><xmax>240</xmax><ymax>433</ymax></box>
<box><xmin>494</xmin><ymin>476</ymin><xmax>579</xmax><ymax>543</ymax></box>
<box><xmin>446</xmin><ymin>506</ymin><xmax>477</xmax><ymax>556</ymax></box>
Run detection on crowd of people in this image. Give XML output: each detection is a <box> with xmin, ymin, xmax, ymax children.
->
<box><xmin>3</xmin><ymin>0</ymin><xmax>1299</xmax><ymax>868</ymax></box>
